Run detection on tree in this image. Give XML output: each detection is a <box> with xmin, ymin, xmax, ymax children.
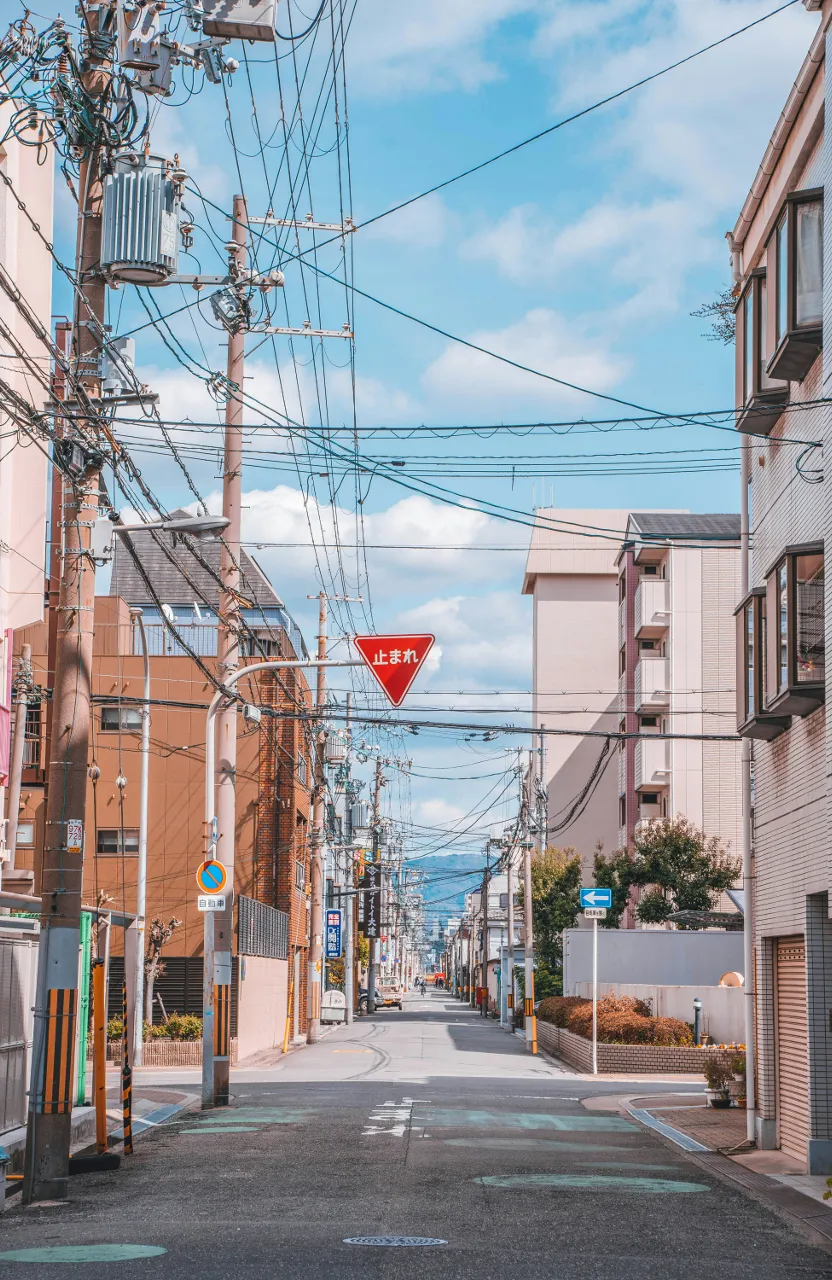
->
<box><xmin>592</xmin><ymin>843</ymin><xmax>633</xmax><ymax>928</ymax></box>
<box><xmin>593</xmin><ymin>820</ymin><xmax>740</xmax><ymax>927</ymax></box>
<box><xmin>144</xmin><ymin>916</ymin><xmax>182</xmax><ymax>1023</ymax></box>
<box><xmin>630</xmin><ymin>817</ymin><xmax>739</xmax><ymax>926</ymax></box>
<box><xmin>519</xmin><ymin>846</ymin><xmax>582</xmax><ymax>992</ymax></box>
<box><xmin>691</xmin><ymin>285</ymin><xmax>738</xmax><ymax>345</ymax></box>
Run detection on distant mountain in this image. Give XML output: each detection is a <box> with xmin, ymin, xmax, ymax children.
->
<box><xmin>404</xmin><ymin>852</ymin><xmax>485</xmax><ymax>926</ymax></box>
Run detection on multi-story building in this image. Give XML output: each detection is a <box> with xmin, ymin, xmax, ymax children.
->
<box><xmin>523</xmin><ymin>510</ymin><xmax>742</xmax><ymax>887</ymax></box>
<box><xmin>13</xmin><ymin>521</ymin><xmax>314</xmax><ymax>1052</ymax></box>
<box><xmin>730</xmin><ymin>0</ymin><xmax>832</xmax><ymax>1172</ymax></box>
<box><xmin>616</xmin><ymin>513</ymin><xmax>742</xmax><ymax>858</ymax></box>
<box><xmin>0</xmin><ymin>103</ymin><xmax>53</xmax><ymax>889</ymax></box>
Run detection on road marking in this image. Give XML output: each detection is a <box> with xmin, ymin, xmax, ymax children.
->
<box><xmin>476</xmin><ymin>1174</ymin><xmax>710</xmax><ymax>1192</ymax></box>
<box><xmin>627</xmin><ymin>1107</ymin><xmax>710</xmax><ymax>1153</ymax></box>
<box><xmin>413</xmin><ymin>1108</ymin><xmax>637</xmax><ymax>1132</ymax></box>
<box><xmin>333</xmin><ymin>1049</ymin><xmax>372</xmax><ymax>1054</ymax></box>
<box><xmin>362</xmin><ymin>1095</ymin><xmax>430</xmax><ymax>1137</ymax></box>
<box><xmin>183</xmin><ymin>1126</ymin><xmax>262</xmax><ymax>1133</ymax></box>
<box><xmin>0</xmin><ymin>1246</ymin><xmax>168</xmax><ymax>1263</ymax></box>
<box><xmin>443</xmin><ymin>1138</ymin><xmax>633</xmax><ymax>1151</ymax></box>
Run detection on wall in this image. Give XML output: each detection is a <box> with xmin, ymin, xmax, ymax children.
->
<box><xmin>536</xmin><ymin>1020</ymin><xmax>737</xmax><ymax>1076</ymax></box>
<box><xmin>236</xmin><ymin>954</ymin><xmax>288</xmax><ymax>1059</ymax></box>
<box><xmin>563</xmin><ymin>928</ymin><xmax>744</xmax><ymax>991</ymax></box>
<box><xmin>571</xmin><ymin>981</ymin><xmax>745</xmax><ymax>1044</ymax></box>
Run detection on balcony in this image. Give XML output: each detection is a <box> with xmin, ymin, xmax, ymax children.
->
<box><xmin>634</xmin><ymin>803</ymin><xmax>663</xmax><ymax>840</ymax></box>
<box><xmin>635</xmin><ymin>579</ymin><xmax>670</xmax><ymax>638</ymax></box>
<box><xmin>634</xmin><ymin>737</ymin><xmax>670</xmax><ymax>791</ymax></box>
<box><xmin>634</xmin><ymin>656</ymin><xmax>670</xmax><ymax>713</ymax></box>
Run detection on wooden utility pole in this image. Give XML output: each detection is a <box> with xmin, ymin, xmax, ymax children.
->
<box><xmin>307</xmin><ymin>592</ymin><xmax>327</xmax><ymax>1042</ymax></box>
<box><xmin>23</xmin><ymin>16</ymin><xmax>110</xmax><ymax>1192</ymax></box>
<box><xmin>367</xmin><ymin>757</ymin><xmax>384</xmax><ymax>1014</ymax></box>
<box><xmin>208</xmin><ymin>192</ymin><xmax>247</xmax><ymax>1107</ymax></box>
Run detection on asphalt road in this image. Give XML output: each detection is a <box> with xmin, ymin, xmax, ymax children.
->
<box><xmin>3</xmin><ymin>991</ymin><xmax>832</xmax><ymax>1278</ymax></box>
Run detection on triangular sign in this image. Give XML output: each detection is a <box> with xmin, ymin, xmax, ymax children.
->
<box><xmin>353</xmin><ymin>634</ymin><xmax>435</xmax><ymax>707</ymax></box>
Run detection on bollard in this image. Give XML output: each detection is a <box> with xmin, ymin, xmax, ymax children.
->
<box><xmin>693</xmin><ymin>996</ymin><xmax>702</xmax><ymax>1046</ymax></box>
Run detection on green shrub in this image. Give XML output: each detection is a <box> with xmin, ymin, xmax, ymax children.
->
<box><xmin>161</xmin><ymin>1012</ymin><xmax>202</xmax><ymax>1041</ymax></box>
<box><xmin>107</xmin><ymin>1017</ymin><xmax>123</xmax><ymax>1042</ymax></box>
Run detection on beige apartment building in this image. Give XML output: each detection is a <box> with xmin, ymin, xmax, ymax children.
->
<box><xmin>730</xmin><ymin>0</ymin><xmax>832</xmax><ymax>1172</ymax></box>
<box><xmin>523</xmin><ymin>510</ymin><xmax>741</xmax><ymax>887</ymax></box>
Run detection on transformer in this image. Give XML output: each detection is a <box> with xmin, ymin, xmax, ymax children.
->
<box><xmin>201</xmin><ymin>0</ymin><xmax>276</xmax><ymax>42</ymax></box>
<box><xmin>325</xmin><ymin>731</ymin><xmax>347</xmax><ymax>765</ymax></box>
<box><xmin>350</xmin><ymin>801</ymin><xmax>370</xmax><ymax>834</ymax></box>
<box><xmin>101</xmin><ymin>153</ymin><xmax>182</xmax><ymax>286</ymax></box>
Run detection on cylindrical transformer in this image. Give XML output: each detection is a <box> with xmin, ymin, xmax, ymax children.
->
<box><xmin>101</xmin><ymin>153</ymin><xmax>181</xmax><ymax>285</ymax></box>
<box><xmin>350</xmin><ymin>801</ymin><xmax>370</xmax><ymax>833</ymax></box>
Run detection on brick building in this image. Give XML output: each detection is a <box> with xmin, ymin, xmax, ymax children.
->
<box><xmin>13</xmin><ymin>520</ymin><xmax>314</xmax><ymax>1052</ymax></box>
<box><xmin>730</xmin><ymin>0</ymin><xmax>831</xmax><ymax>1171</ymax></box>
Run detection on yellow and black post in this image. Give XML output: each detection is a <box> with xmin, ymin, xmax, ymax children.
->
<box><xmin>121</xmin><ymin>978</ymin><xmax>133</xmax><ymax>1154</ymax></box>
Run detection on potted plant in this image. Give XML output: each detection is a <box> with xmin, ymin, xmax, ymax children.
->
<box><xmin>703</xmin><ymin>1054</ymin><xmax>732</xmax><ymax>1107</ymax></box>
<box><xmin>730</xmin><ymin>1050</ymin><xmax>746</xmax><ymax>1082</ymax></box>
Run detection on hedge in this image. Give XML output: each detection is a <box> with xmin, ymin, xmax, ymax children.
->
<box><xmin>537</xmin><ymin>993</ymin><xmax>692</xmax><ymax>1047</ymax></box>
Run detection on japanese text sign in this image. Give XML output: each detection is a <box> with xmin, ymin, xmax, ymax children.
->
<box><xmin>353</xmin><ymin>634</ymin><xmax>435</xmax><ymax>707</ymax></box>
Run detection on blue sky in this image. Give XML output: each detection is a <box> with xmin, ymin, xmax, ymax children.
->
<box><xmin>35</xmin><ymin>0</ymin><xmax>818</xmax><ymax>899</ymax></box>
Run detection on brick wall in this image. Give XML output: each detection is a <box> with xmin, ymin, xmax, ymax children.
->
<box><xmin>536</xmin><ymin>1020</ymin><xmax>736</xmax><ymax>1076</ymax></box>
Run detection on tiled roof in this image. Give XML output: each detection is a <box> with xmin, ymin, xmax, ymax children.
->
<box><xmin>627</xmin><ymin>512</ymin><xmax>741</xmax><ymax>541</ymax></box>
<box><xmin>110</xmin><ymin>511</ymin><xmax>284</xmax><ymax>608</ymax></box>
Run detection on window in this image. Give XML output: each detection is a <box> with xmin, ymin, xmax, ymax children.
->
<box><xmin>642</xmin><ymin>565</ymin><xmax>658</xmax><ymax>577</ymax></box>
<box><xmin>619</xmin><ymin>796</ymin><xmax>626</xmax><ymax>827</ymax></box>
<box><xmin>640</xmin><ymin>792</ymin><xmax>659</xmax><ymax>806</ymax></box>
<box><xmin>795</xmin><ymin>551</ymin><xmax>825</xmax><ymax>683</ymax></box>
<box><xmin>767</xmin><ymin>189</ymin><xmax>824</xmax><ymax>382</ymax></box>
<box><xmin>760</xmin><ymin>544</ymin><xmax>824</xmax><ymax>720</ymax></box>
<box><xmin>735</xmin><ymin>589</ymin><xmax>789</xmax><ymax>739</ymax></box>
<box><xmin>100</xmin><ymin>705</ymin><xmax>143</xmax><ymax>732</ymax></box>
<box><xmin>736</xmin><ymin>270</ymin><xmax>787</xmax><ymax>435</ymax></box>
<box><xmin>640</xmin><ymin>716</ymin><xmax>658</xmax><ymax>728</ymax></box>
<box><xmin>96</xmin><ymin>829</ymin><xmax>139</xmax><ymax>856</ymax></box>
<box><xmin>619</xmin><ymin>648</ymin><xmax>626</xmax><ymax>676</ymax></box>
<box><xmin>16</xmin><ymin>821</ymin><xmax>34</xmax><ymax>846</ymax></box>
<box><xmin>297</xmin><ymin>753</ymin><xmax>308</xmax><ymax>786</ymax></box>
<box><xmin>295</xmin><ymin>859</ymin><xmax>306</xmax><ymax>893</ymax></box>
<box><xmin>640</xmin><ymin>640</ymin><xmax>656</xmax><ymax>651</ymax></box>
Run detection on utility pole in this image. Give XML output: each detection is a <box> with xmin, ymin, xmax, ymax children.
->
<box><xmin>307</xmin><ymin>592</ymin><xmax>327</xmax><ymax>1043</ymax></box>
<box><xmin>505</xmin><ymin>850</ymin><xmax>515</xmax><ymax>1027</ymax></box>
<box><xmin>23</xmin><ymin>5</ymin><xmax>110</xmax><ymax>1199</ymax></box>
<box><xmin>480</xmin><ymin>845</ymin><xmax>490</xmax><ymax>1016</ymax></box>
<box><xmin>522</xmin><ymin>754</ymin><xmax>537</xmax><ymax>1055</ymax></box>
<box><xmin>537</xmin><ymin>727</ymin><xmax>547</xmax><ymax>855</ymax></box>
<box><xmin>367</xmin><ymin>757</ymin><xmax>385</xmax><ymax>1015</ymax></box>
<box><xmin>343</xmin><ymin>692</ymin><xmax>354</xmax><ymax>1024</ymax></box>
<box><xmin>5</xmin><ymin>643</ymin><xmax>32</xmax><ymax>874</ymax></box>
<box><xmin>209</xmin><ymin>193</ymin><xmax>247</xmax><ymax>1107</ymax></box>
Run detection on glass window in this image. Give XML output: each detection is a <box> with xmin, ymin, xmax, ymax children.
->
<box><xmin>744</xmin><ymin>288</ymin><xmax>754</xmax><ymax>402</ymax></box>
<box><xmin>16</xmin><ymin>821</ymin><xmax>34</xmax><ymax>845</ymax></box>
<box><xmin>776</xmin><ymin>210</ymin><xmax>788</xmax><ymax>341</ymax></box>
<box><xmin>295</xmin><ymin>859</ymin><xmax>306</xmax><ymax>892</ymax></box>
<box><xmin>778</xmin><ymin>561</ymin><xmax>789</xmax><ymax>693</ymax></box>
<box><xmin>795</xmin><ymin>200</ymin><xmax>823</xmax><ymax>327</ymax></box>
<box><xmin>745</xmin><ymin>601</ymin><xmax>755</xmax><ymax>718</ymax></box>
<box><xmin>100</xmin><ymin>706</ymin><xmax>143</xmax><ymax>732</ymax></box>
<box><xmin>760</xmin><ymin>593</ymin><xmax>768</xmax><ymax>706</ymax></box>
<box><xmin>795</xmin><ymin>552</ymin><xmax>824</xmax><ymax>683</ymax></box>
<box><xmin>96</xmin><ymin>829</ymin><xmax>139</xmax><ymax>856</ymax></box>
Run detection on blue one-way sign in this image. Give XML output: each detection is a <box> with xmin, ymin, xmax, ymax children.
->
<box><xmin>580</xmin><ymin>887</ymin><xmax>612</xmax><ymax>909</ymax></box>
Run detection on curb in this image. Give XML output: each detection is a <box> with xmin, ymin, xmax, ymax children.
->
<box><xmin>624</xmin><ymin>1105</ymin><xmax>832</xmax><ymax>1256</ymax></box>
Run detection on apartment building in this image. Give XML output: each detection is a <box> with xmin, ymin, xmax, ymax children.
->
<box><xmin>0</xmin><ymin>103</ymin><xmax>53</xmax><ymax>886</ymax></box>
<box><xmin>522</xmin><ymin>510</ymin><xmax>741</xmax><ymax>884</ymax></box>
<box><xmin>616</xmin><ymin>513</ymin><xmax>742</xmax><ymax>858</ymax></box>
<box><xmin>729</xmin><ymin>0</ymin><xmax>832</xmax><ymax>1172</ymax></box>
<box><xmin>13</xmin><ymin>523</ymin><xmax>314</xmax><ymax>1052</ymax></box>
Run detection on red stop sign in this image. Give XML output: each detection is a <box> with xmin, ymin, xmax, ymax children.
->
<box><xmin>353</xmin><ymin>634</ymin><xmax>435</xmax><ymax>706</ymax></box>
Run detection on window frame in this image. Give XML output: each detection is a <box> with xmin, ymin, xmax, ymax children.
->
<box><xmin>96</xmin><ymin>828</ymin><xmax>140</xmax><ymax>856</ymax></box>
<box><xmin>734</xmin><ymin>589</ymin><xmax>789</xmax><ymax>740</ymax></box>
<box><xmin>735</xmin><ymin>268</ymin><xmax>788</xmax><ymax>436</ymax></box>
<box><xmin>763</xmin><ymin>542</ymin><xmax>825</xmax><ymax>717</ymax></box>
<box><xmin>766</xmin><ymin>187</ymin><xmax>824</xmax><ymax>383</ymax></box>
<box><xmin>100</xmin><ymin>705</ymin><xmax>143</xmax><ymax>733</ymax></box>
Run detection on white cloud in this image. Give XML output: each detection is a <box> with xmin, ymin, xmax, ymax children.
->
<box><xmin>417</xmin><ymin>798</ymin><xmax>468</xmax><ymax>826</ymax></box>
<box><xmin>364</xmin><ymin>194</ymin><xmax>455</xmax><ymax>249</ymax></box>
<box><xmin>393</xmin><ymin>591</ymin><xmax>531</xmax><ymax>693</ymax></box>
<box><xmin>422</xmin><ymin>308</ymin><xmax>628</xmax><ymax>409</ymax></box>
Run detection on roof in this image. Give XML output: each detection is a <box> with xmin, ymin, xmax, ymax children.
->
<box><xmin>522</xmin><ymin>509</ymin><xmax>632</xmax><ymax>594</ymax></box>
<box><xmin>627</xmin><ymin>513</ymin><xmax>741</xmax><ymax>542</ymax></box>
<box><xmin>110</xmin><ymin>510</ymin><xmax>284</xmax><ymax>609</ymax></box>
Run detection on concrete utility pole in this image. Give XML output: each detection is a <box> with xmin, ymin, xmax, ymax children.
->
<box><xmin>522</xmin><ymin>754</ymin><xmax>537</xmax><ymax>1055</ymax></box>
<box><xmin>23</xmin><ymin>8</ymin><xmax>110</xmax><ymax>1198</ymax></box>
<box><xmin>210</xmin><ymin>192</ymin><xmax>247</xmax><ymax>1107</ymax></box>
<box><xmin>480</xmin><ymin>846</ymin><xmax>490</xmax><ymax>1016</ymax></box>
<box><xmin>343</xmin><ymin>692</ymin><xmax>354</xmax><ymax>1025</ymax></box>
<box><xmin>505</xmin><ymin>851</ymin><xmax>515</xmax><ymax>1026</ymax></box>
<box><xmin>5</xmin><ymin>643</ymin><xmax>32</xmax><ymax>873</ymax></box>
<box><xmin>307</xmin><ymin>592</ymin><xmax>328</xmax><ymax>1043</ymax></box>
<box><xmin>367</xmin><ymin>757</ymin><xmax>385</xmax><ymax>1015</ymax></box>
<box><xmin>131</xmin><ymin>608</ymin><xmax>151</xmax><ymax>1064</ymax></box>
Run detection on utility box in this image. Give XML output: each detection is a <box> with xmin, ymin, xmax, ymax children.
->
<box><xmin>101</xmin><ymin>153</ymin><xmax>182</xmax><ymax>286</ymax></box>
<box><xmin>201</xmin><ymin>0</ymin><xmax>277</xmax><ymax>42</ymax></box>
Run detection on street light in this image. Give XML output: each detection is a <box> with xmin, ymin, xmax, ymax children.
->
<box><xmin>113</xmin><ymin>515</ymin><xmax>228</xmax><ymax>1068</ymax></box>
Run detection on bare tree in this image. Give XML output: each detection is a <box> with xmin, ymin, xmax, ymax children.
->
<box><xmin>691</xmin><ymin>285</ymin><xmax>738</xmax><ymax>345</ymax></box>
<box><xmin>144</xmin><ymin>916</ymin><xmax>182</xmax><ymax>1025</ymax></box>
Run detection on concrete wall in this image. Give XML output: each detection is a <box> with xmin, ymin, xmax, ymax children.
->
<box><xmin>236</xmin><ymin>955</ymin><xmax>288</xmax><ymax>1059</ymax></box>
<box><xmin>571</xmin><ymin>981</ymin><xmax>745</xmax><ymax>1044</ymax></box>
<box><xmin>563</xmin><ymin>928</ymin><xmax>744</xmax><ymax>991</ymax></box>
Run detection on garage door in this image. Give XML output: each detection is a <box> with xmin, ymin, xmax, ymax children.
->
<box><xmin>775</xmin><ymin>936</ymin><xmax>809</xmax><ymax>1166</ymax></box>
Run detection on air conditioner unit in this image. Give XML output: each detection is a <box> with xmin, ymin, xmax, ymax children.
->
<box><xmin>101</xmin><ymin>153</ymin><xmax>182</xmax><ymax>285</ymax></box>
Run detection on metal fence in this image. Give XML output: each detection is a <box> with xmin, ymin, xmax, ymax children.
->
<box><xmin>0</xmin><ymin>931</ymin><xmax>38</xmax><ymax>1135</ymax></box>
<box><xmin>237</xmin><ymin>895</ymin><xmax>289</xmax><ymax>960</ymax></box>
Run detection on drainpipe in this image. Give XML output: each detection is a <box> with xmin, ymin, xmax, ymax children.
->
<box><xmin>740</xmin><ymin>440</ymin><xmax>757</xmax><ymax>1146</ymax></box>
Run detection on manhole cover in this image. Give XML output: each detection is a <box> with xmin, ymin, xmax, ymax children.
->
<box><xmin>344</xmin><ymin>1237</ymin><xmax>447</xmax><ymax>1247</ymax></box>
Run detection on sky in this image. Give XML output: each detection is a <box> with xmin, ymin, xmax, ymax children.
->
<box><xmin>26</xmin><ymin>0</ymin><xmax>819</xmax><ymax>917</ymax></box>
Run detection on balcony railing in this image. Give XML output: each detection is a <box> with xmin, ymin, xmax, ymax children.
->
<box><xmin>634</xmin><ymin>738</ymin><xmax>670</xmax><ymax>791</ymax></box>
<box><xmin>635</xmin><ymin>579</ymin><xmax>670</xmax><ymax>638</ymax></box>
<box><xmin>634</xmin><ymin>656</ymin><xmax>670</xmax><ymax>713</ymax></box>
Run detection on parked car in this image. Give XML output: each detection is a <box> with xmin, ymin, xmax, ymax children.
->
<box><xmin>358</xmin><ymin>984</ymin><xmax>403</xmax><ymax>1013</ymax></box>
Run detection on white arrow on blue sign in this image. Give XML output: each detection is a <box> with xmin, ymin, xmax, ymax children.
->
<box><xmin>580</xmin><ymin>887</ymin><xmax>612</xmax><ymax>909</ymax></box>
